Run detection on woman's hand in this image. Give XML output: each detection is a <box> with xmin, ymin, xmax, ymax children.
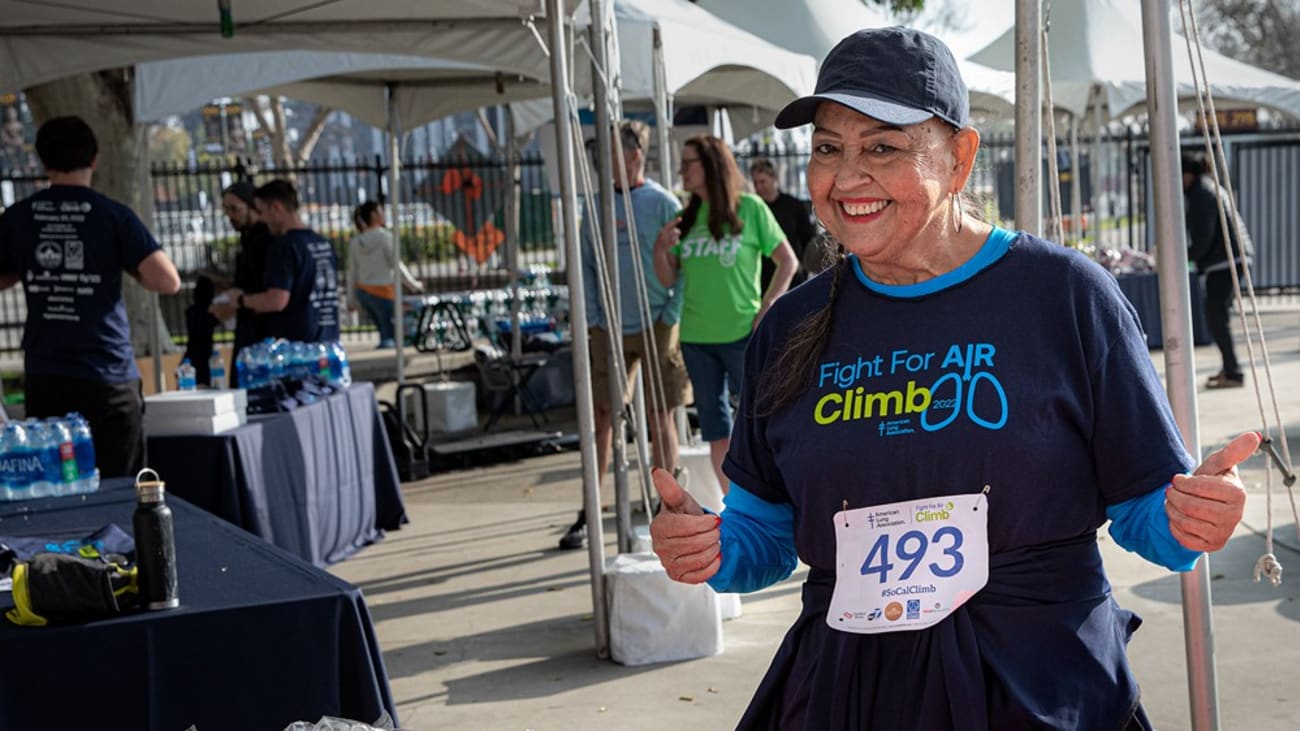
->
<box><xmin>1166</xmin><ymin>431</ymin><xmax>1260</xmax><ymax>552</ymax></box>
<box><xmin>650</xmin><ymin>468</ymin><xmax>722</xmax><ymax>584</ymax></box>
<box><xmin>655</xmin><ymin>216</ymin><xmax>682</xmax><ymax>253</ymax></box>
<box><xmin>653</xmin><ymin>217</ymin><xmax>683</xmax><ymax>288</ymax></box>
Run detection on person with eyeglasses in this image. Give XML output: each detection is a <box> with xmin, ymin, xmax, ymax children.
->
<box><xmin>198</xmin><ymin>181</ymin><xmax>275</xmax><ymax>374</ymax></box>
<box><xmin>645</xmin><ymin>27</ymin><xmax>1257</xmax><ymax>730</ymax></box>
<box><xmin>653</xmin><ymin>136</ymin><xmax>799</xmax><ymax>494</ymax></box>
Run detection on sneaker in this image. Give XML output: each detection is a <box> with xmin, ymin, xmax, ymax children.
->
<box><xmin>558</xmin><ymin>512</ymin><xmax>586</xmax><ymax>550</ymax></box>
<box><xmin>1206</xmin><ymin>372</ymin><xmax>1245</xmax><ymax>389</ymax></box>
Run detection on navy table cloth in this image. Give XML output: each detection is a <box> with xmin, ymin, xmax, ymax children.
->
<box><xmin>0</xmin><ymin>481</ymin><xmax>398</xmax><ymax>730</ymax></box>
<box><xmin>147</xmin><ymin>382</ymin><xmax>406</xmax><ymax>566</ymax></box>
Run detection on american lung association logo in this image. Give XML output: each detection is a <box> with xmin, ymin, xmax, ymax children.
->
<box><xmin>35</xmin><ymin>241</ymin><xmax>62</xmax><ymax>269</ymax></box>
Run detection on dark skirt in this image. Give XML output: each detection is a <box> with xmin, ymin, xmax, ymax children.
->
<box><xmin>738</xmin><ymin>534</ymin><xmax>1151</xmax><ymax>730</ymax></box>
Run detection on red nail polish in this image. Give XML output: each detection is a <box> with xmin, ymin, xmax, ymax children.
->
<box><xmin>714</xmin><ymin>515</ymin><xmax>722</xmax><ymax>527</ymax></box>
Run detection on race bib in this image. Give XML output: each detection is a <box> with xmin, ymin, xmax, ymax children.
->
<box><xmin>826</xmin><ymin>489</ymin><xmax>989</xmax><ymax>634</ymax></box>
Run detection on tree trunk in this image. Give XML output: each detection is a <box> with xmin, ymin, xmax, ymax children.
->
<box><xmin>24</xmin><ymin>69</ymin><xmax>178</xmax><ymax>361</ymax></box>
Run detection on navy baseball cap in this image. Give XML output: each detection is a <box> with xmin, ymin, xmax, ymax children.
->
<box><xmin>775</xmin><ymin>27</ymin><xmax>970</xmax><ymax>130</ymax></box>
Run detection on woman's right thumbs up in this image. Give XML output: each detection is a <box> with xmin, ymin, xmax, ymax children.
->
<box><xmin>650</xmin><ymin>468</ymin><xmax>722</xmax><ymax>584</ymax></box>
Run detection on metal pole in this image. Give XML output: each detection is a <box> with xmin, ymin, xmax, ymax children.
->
<box><xmin>1069</xmin><ymin>113</ymin><xmax>1083</xmax><ymax>245</ymax></box>
<box><xmin>590</xmin><ymin>0</ymin><xmax>632</xmax><ymax>554</ymax></box>
<box><xmin>504</xmin><ymin>105</ymin><xmax>523</xmax><ymax>361</ymax></box>
<box><xmin>652</xmin><ymin>28</ymin><xmax>673</xmax><ymax>189</ymax></box>
<box><xmin>1015</xmin><ymin>0</ymin><xmax>1043</xmax><ymax>236</ymax></box>
<box><xmin>386</xmin><ymin>83</ymin><xmax>405</xmax><ymax>384</ymax></box>
<box><xmin>1091</xmin><ymin>96</ymin><xmax>1104</xmax><ymax>251</ymax></box>
<box><xmin>630</xmin><ymin>368</ymin><xmax>655</xmax><ymax>514</ymax></box>
<box><xmin>149</xmin><ymin>292</ymin><xmax>164</xmax><ymax>393</ymax></box>
<box><xmin>548</xmin><ymin>0</ymin><xmax>609</xmax><ymax>658</ymax></box>
<box><xmin>1139</xmin><ymin>2</ymin><xmax>1218</xmax><ymax>728</ymax></box>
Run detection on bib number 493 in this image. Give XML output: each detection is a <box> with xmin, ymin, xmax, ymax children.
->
<box><xmin>860</xmin><ymin>526</ymin><xmax>965</xmax><ymax>583</ymax></box>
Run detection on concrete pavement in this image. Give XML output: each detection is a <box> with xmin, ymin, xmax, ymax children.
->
<box><xmin>331</xmin><ymin>310</ymin><xmax>1300</xmax><ymax>730</ymax></box>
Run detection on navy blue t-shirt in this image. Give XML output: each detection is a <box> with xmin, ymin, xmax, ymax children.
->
<box><xmin>0</xmin><ymin>185</ymin><xmax>161</xmax><ymax>383</ymax></box>
<box><xmin>263</xmin><ymin>228</ymin><xmax>339</xmax><ymax>343</ymax></box>
<box><xmin>723</xmin><ymin>228</ymin><xmax>1195</xmax><ymax>729</ymax></box>
<box><xmin>726</xmin><ymin>229</ymin><xmax>1192</xmax><ymax>565</ymax></box>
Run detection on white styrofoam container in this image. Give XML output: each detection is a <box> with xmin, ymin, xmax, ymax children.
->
<box><xmin>605</xmin><ymin>552</ymin><xmax>723</xmax><ymax>666</ymax></box>
<box><xmin>144</xmin><ymin>410</ymin><xmax>246</xmax><ymax>436</ymax></box>
<box><xmin>402</xmin><ymin>380</ymin><xmax>477</xmax><ymax>434</ymax></box>
<box><xmin>145</xmin><ymin>389</ymin><xmax>248</xmax><ymax>418</ymax></box>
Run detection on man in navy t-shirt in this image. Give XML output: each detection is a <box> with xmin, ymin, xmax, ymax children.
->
<box><xmin>0</xmin><ymin>116</ymin><xmax>181</xmax><ymax>477</ymax></box>
<box><xmin>227</xmin><ymin>179</ymin><xmax>339</xmax><ymax>343</ymax></box>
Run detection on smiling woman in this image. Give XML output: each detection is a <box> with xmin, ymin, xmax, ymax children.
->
<box><xmin>645</xmin><ymin>26</ymin><xmax>1259</xmax><ymax>731</ymax></box>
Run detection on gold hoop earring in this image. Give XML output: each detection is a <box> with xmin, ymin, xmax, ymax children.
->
<box><xmin>952</xmin><ymin>193</ymin><xmax>964</xmax><ymax>234</ymax></box>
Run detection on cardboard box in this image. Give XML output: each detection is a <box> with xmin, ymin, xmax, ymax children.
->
<box><xmin>145</xmin><ymin>389</ymin><xmax>248</xmax><ymax>418</ymax></box>
<box><xmin>144</xmin><ymin>410</ymin><xmax>246</xmax><ymax>436</ymax></box>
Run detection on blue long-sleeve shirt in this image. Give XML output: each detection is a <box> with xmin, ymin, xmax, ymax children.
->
<box><xmin>706</xmin><ymin>482</ymin><xmax>1200</xmax><ymax>595</ymax></box>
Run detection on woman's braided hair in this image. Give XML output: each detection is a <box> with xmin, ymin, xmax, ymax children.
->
<box><xmin>755</xmin><ymin>238</ymin><xmax>849</xmax><ymax>417</ymax></box>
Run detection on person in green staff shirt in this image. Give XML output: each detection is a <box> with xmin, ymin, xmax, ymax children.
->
<box><xmin>653</xmin><ymin>135</ymin><xmax>798</xmax><ymax>492</ymax></box>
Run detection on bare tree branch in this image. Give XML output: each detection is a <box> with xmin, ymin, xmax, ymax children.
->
<box><xmin>295</xmin><ymin>106</ymin><xmax>333</xmax><ymax>165</ymax></box>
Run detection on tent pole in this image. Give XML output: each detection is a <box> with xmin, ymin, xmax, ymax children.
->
<box><xmin>591</xmin><ymin>0</ymin><xmax>632</xmax><ymax>554</ymax></box>
<box><xmin>1090</xmin><ymin>91</ymin><xmax>1104</xmax><ymax>252</ymax></box>
<box><xmin>504</xmin><ymin>105</ymin><xmax>523</xmax><ymax>362</ymax></box>
<box><xmin>150</xmin><ymin>292</ymin><xmax>165</xmax><ymax>393</ymax></box>
<box><xmin>1139</xmin><ymin>2</ymin><xmax>1219</xmax><ymax>729</ymax></box>
<box><xmin>386</xmin><ymin>83</ymin><xmax>405</xmax><ymax>384</ymax></box>
<box><xmin>652</xmin><ymin>28</ymin><xmax>673</xmax><ymax>188</ymax></box>
<box><xmin>1069</xmin><ymin>113</ymin><xmax>1083</xmax><ymax>245</ymax></box>
<box><xmin>548</xmin><ymin>0</ymin><xmax>609</xmax><ymax>659</ymax></box>
<box><xmin>1014</xmin><ymin>0</ymin><xmax>1042</xmax><ymax>236</ymax></box>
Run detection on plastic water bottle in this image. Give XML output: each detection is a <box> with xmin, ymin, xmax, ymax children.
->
<box><xmin>314</xmin><ymin>342</ymin><xmax>330</xmax><ymax>380</ymax></box>
<box><xmin>177</xmin><ymin>358</ymin><xmax>197</xmax><ymax>391</ymax></box>
<box><xmin>0</xmin><ymin>422</ymin><xmax>41</xmax><ymax>501</ymax></box>
<box><xmin>236</xmin><ymin>347</ymin><xmax>254</xmax><ymax>388</ymax></box>
<box><xmin>287</xmin><ymin>341</ymin><xmax>309</xmax><ymax>380</ymax></box>
<box><xmin>27</xmin><ymin>421</ymin><xmax>55</xmax><ymax>498</ymax></box>
<box><xmin>209</xmin><ymin>349</ymin><xmax>226</xmax><ymax>389</ymax></box>
<box><xmin>43</xmin><ymin>418</ymin><xmax>78</xmax><ymax>497</ymax></box>
<box><xmin>251</xmin><ymin>342</ymin><xmax>271</xmax><ymax>388</ymax></box>
<box><xmin>67</xmin><ymin>413</ymin><xmax>98</xmax><ymax>494</ymax></box>
<box><xmin>268</xmin><ymin>339</ymin><xmax>289</xmax><ymax>383</ymax></box>
<box><xmin>326</xmin><ymin>342</ymin><xmax>352</xmax><ymax>387</ymax></box>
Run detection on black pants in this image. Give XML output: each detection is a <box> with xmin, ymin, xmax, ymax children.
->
<box><xmin>25</xmin><ymin>374</ymin><xmax>145</xmax><ymax>479</ymax></box>
<box><xmin>183</xmin><ymin>275</ymin><xmax>218</xmax><ymax>385</ymax></box>
<box><xmin>1203</xmin><ymin>268</ymin><xmax>1241</xmax><ymax>378</ymax></box>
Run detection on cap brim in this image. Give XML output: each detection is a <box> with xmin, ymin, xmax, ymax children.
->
<box><xmin>774</xmin><ymin>91</ymin><xmax>935</xmax><ymax>129</ymax></box>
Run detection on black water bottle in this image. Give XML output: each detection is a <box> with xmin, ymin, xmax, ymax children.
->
<box><xmin>133</xmin><ymin>469</ymin><xmax>179</xmax><ymax>610</ymax></box>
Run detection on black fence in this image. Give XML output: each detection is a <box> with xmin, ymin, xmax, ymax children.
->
<box><xmin>740</xmin><ymin>127</ymin><xmax>1300</xmax><ymax>295</ymax></box>
<box><xmin>148</xmin><ymin>153</ymin><xmax>558</xmax><ymax>344</ymax></box>
<box><xmin>1</xmin><ymin>126</ymin><xmax>1299</xmax><ymax>355</ymax></box>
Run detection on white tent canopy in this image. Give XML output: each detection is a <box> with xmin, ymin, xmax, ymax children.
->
<box><xmin>134</xmin><ymin>52</ymin><xmax>550</xmax><ymax>130</ymax></box>
<box><xmin>130</xmin><ymin>0</ymin><xmax>815</xmax><ymax>139</ymax></box>
<box><xmin>968</xmin><ymin>0</ymin><xmax>1300</xmax><ymax>120</ymax></box>
<box><xmin>614</xmin><ymin>0</ymin><xmax>815</xmax><ymax>111</ymax></box>
<box><xmin>509</xmin><ymin>0</ymin><xmax>819</xmax><ymax>139</ymax></box>
<box><xmin>0</xmin><ymin>0</ymin><xmax>581</xmax><ymax>95</ymax></box>
<box><xmin>695</xmin><ymin>0</ymin><xmax>1016</xmax><ymax>117</ymax></box>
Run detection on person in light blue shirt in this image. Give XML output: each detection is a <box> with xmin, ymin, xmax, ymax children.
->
<box><xmin>561</xmin><ymin>120</ymin><xmax>690</xmax><ymax>550</ymax></box>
